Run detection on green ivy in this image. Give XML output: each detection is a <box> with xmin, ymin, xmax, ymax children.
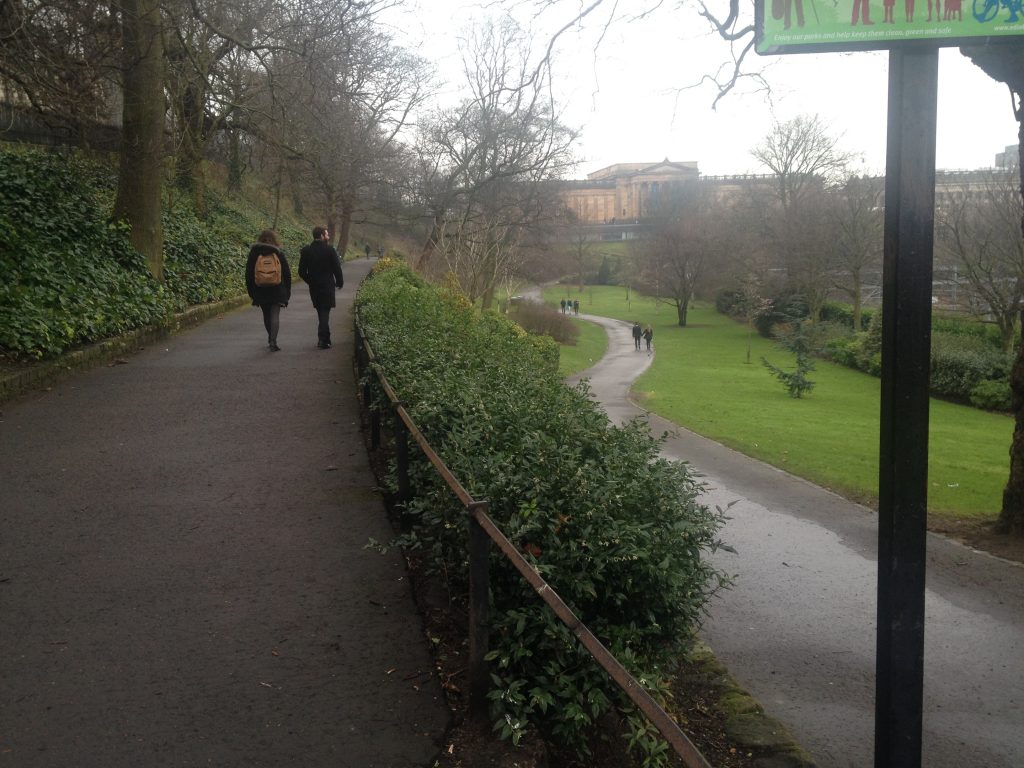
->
<box><xmin>356</xmin><ymin>261</ymin><xmax>730</xmax><ymax>765</ymax></box>
<box><xmin>0</xmin><ymin>145</ymin><xmax>302</xmax><ymax>359</ymax></box>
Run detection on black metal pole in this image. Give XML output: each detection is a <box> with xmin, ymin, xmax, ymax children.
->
<box><xmin>875</xmin><ymin>45</ymin><xmax>938</xmax><ymax>768</ymax></box>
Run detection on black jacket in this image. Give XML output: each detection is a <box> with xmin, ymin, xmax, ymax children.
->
<box><xmin>298</xmin><ymin>239</ymin><xmax>345</xmax><ymax>308</ymax></box>
<box><xmin>245</xmin><ymin>244</ymin><xmax>291</xmax><ymax>307</ymax></box>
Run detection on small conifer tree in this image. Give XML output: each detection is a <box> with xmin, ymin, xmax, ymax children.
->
<box><xmin>762</xmin><ymin>320</ymin><xmax>816</xmax><ymax>398</ymax></box>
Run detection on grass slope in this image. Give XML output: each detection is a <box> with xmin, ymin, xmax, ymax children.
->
<box><xmin>544</xmin><ymin>286</ymin><xmax>1012</xmax><ymax>521</ymax></box>
<box><xmin>558</xmin><ymin>317</ymin><xmax>609</xmax><ymax>377</ymax></box>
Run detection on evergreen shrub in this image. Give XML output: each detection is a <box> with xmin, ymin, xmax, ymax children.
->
<box><xmin>970</xmin><ymin>379</ymin><xmax>1013</xmax><ymax>412</ymax></box>
<box><xmin>356</xmin><ymin>261</ymin><xmax>729</xmax><ymax>764</ymax></box>
<box><xmin>930</xmin><ymin>332</ymin><xmax>1011</xmax><ymax>401</ymax></box>
<box><xmin>755</xmin><ymin>291</ymin><xmax>809</xmax><ymax>337</ymax></box>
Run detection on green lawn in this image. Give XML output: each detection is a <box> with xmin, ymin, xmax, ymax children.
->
<box><xmin>543</xmin><ymin>286</ymin><xmax>1013</xmax><ymax>521</ymax></box>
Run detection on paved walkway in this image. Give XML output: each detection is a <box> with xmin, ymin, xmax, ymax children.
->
<box><xmin>0</xmin><ymin>259</ymin><xmax>448</xmax><ymax>767</ymax></box>
<box><xmin>569</xmin><ymin>313</ymin><xmax>1024</xmax><ymax>768</ymax></box>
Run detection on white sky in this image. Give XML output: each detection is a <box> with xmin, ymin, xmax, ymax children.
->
<box><xmin>388</xmin><ymin>1</ymin><xmax>1019</xmax><ymax>179</ymax></box>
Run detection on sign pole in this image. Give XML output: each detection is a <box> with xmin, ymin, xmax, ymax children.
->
<box><xmin>875</xmin><ymin>45</ymin><xmax>938</xmax><ymax>768</ymax></box>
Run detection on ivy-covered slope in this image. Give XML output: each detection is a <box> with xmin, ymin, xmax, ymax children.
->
<box><xmin>0</xmin><ymin>145</ymin><xmax>307</xmax><ymax>359</ymax></box>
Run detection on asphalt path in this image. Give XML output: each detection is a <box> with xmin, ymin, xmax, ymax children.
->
<box><xmin>568</xmin><ymin>313</ymin><xmax>1024</xmax><ymax>768</ymax></box>
<box><xmin>0</xmin><ymin>258</ymin><xmax>448</xmax><ymax>767</ymax></box>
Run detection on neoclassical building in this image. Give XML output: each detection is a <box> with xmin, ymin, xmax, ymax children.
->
<box><xmin>560</xmin><ymin>160</ymin><xmax>701</xmax><ymax>224</ymax></box>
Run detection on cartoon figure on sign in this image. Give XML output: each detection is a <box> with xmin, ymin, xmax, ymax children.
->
<box><xmin>851</xmin><ymin>0</ymin><xmax>875</xmax><ymax>23</ymax></box>
<box><xmin>885</xmin><ymin>0</ymin><xmax>896</xmax><ymax>22</ymax></box>
<box><xmin>905</xmin><ymin>0</ymin><xmax>915</xmax><ymax>20</ymax></box>
<box><xmin>784</xmin><ymin>0</ymin><xmax>806</xmax><ymax>27</ymax></box>
<box><xmin>928</xmin><ymin>0</ymin><xmax>942</xmax><ymax>20</ymax></box>
<box><xmin>944</xmin><ymin>0</ymin><xmax>962</xmax><ymax>18</ymax></box>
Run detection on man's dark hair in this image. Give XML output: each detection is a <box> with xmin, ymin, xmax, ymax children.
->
<box><xmin>312</xmin><ymin>226</ymin><xmax>328</xmax><ymax>240</ymax></box>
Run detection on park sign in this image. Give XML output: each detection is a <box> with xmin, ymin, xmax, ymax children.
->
<box><xmin>756</xmin><ymin>0</ymin><xmax>1024</xmax><ymax>53</ymax></box>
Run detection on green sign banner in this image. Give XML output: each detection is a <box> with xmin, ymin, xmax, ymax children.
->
<box><xmin>757</xmin><ymin>0</ymin><xmax>1024</xmax><ymax>53</ymax></box>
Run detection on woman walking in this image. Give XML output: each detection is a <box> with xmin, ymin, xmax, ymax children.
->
<box><xmin>245</xmin><ymin>229</ymin><xmax>291</xmax><ymax>351</ymax></box>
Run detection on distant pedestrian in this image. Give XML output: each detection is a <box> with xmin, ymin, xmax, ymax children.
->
<box><xmin>573</xmin><ymin>299</ymin><xmax>580</xmax><ymax>315</ymax></box>
<box><xmin>632</xmin><ymin>322</ymin><xmax>642</xmax><ymax>350</ymax></box>
<box><xmin>377</xmin><ymin>245</ymin><xmax>384</xmax><ymax>258</ymax></box>
<box><xmin>643</xmin><ymin>325</ymin><xmax>654</xmax><ymax>353</ymax></box>
<box><xmin>245</xmin><ymin>229</ymin><xmax>291</xmax><ymax>352</ymax></box>
<box><xmin>560</xmin><ymin>299</ymin><xmax>567</xmax><ymax>314</ymax></box>
<box><xmin>364</xmin><ymin>243</ymin><xmax>371</xmax><ymax>259</ymax></box>
<box><xmin>298</xmin><ymin>226</ymin><xmax>345</xmax><ymax>349</ymax></box>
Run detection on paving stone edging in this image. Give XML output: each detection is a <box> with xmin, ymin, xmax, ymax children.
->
<box><xmin>0</xmin><ymin>295</ymin><xmax>249</xmax><ymax>405</ymax></box>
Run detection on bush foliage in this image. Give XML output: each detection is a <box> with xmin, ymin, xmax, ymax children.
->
<box><xmin>507</xmin><ymin>299</ymin><xmax>580</xmax><ymax>345</ymax></box>
<box><xmin>356</xmin><ymin>261</ymin><xmax>729</xmax><ymax>764</ymax></box>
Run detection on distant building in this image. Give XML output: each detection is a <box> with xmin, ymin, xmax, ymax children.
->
<box><xmin>560</xmin><ymin>159</ymin><xmax>700</xmax><ymax>224</ymax></box>
<box><xmin>995</xmin><ymin>144</ymin><xmax>1019</xmax><ymax>171</ymax></box>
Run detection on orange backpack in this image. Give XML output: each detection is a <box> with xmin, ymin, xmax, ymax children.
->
<box><xmin>254</xmin><ymin>251</ymin><xmax>282</xmax><ymax>287</ymax></box>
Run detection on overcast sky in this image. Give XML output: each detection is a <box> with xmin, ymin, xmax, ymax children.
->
<box><xmin>389</xmin><ymin>2</ymin><xmax>1019</xmax><ymax>179</ymax></box>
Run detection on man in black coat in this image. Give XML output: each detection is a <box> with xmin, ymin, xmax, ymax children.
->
<box><xmin>298</xmin><ymin>226</ymin><xmax>345</xmax><ymax>349</ymax></box>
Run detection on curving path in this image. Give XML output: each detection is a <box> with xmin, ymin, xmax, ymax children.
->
<box><xmin>568</xmin><ymin>312</ymin><xmax>1024</xmax><ymax>768</ymax></box>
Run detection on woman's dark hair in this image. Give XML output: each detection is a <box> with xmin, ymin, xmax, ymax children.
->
<box><xmin>257</xmin><ymin>229</ymin><xmax>281</xmax><ymax>247</ymax></box>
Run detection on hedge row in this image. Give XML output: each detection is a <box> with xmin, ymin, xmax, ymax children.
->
<box><xmin>356</xmin><ymin>260</ymin><xmax>729</xmax><ymax>764</ymax></box>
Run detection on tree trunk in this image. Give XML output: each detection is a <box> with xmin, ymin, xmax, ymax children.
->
<box><xmin>417</xmin><ymin>212</ymin><xmax>443</xmax><ymax>271</ymax></box>
<box><xmin>227</xmin><ymin>128</ymin><xmax>242</xmax><ymax>192</ymax></box>
<box><xmin>337</xmin><ymin>200</ymin><xmax>354</xmax><ymax>256</ymax></box>
<box><xmin>113</xmin><ymin>0</ymin><xmax>164</xmax><ymax>281</ymax></box>
<box><xmin>997</xmin><ymin>123</ymin><xmax>1024</xmax><ymax>535</ymax></box>
<box><xmin>677</xmin><ymin>300</ymin><xmax>688</xmax><ymax>327</ymax></box>
<box><xmin>852</xmin><ymin>271</ymin><xmax>863</xmax><ymax>332</ymax></box>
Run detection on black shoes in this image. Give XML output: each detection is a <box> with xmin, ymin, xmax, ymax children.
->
<box><xmin>317</xmin><ymin>341</ymin><xmax>332</xmax><ymax>349</ymax></box>
<box><xmin>269</xmin><ymin>343</ymin><xmax>281</xmax><ymax>351</ymax></box>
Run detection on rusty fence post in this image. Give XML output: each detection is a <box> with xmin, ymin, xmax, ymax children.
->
<box><xmin>370</xmin><ymin>399</ymin><xmax>381</xmax><ymax>450</ymax></box>
<box><xmin>467</xmin><ymin>502</ymin><xmax>492</xmax><ymax>722</ymax></box>
<box><xmin>394</xmin><ymin>404</ymin><xmax>410</xmax><ymax>503</ymax></box>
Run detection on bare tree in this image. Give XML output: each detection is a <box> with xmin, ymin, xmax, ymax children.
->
<box><xmin>936</xmin><ymin>171</ymin><xmax>1024</xmax><ymax>353</ymax></box>
<box><xmin>751</xmin><ymin>114</ymin><xmax>854</xmax><ymax>215</ymax></box>
<box><xmin>259</xmin><ymin>0</ymin><xmax>429</xmax><ymax>252</ymax></box>
<box><xmin>415</xmin><ymin>16</ymin><xmax>577</xmax><ymax>306</ymax></box>
<box><xmin>832</xmin><ymin>174</ymin><xmax>884</xmax><ymax>331</ymax></box>
<box><xmin>752</xmin><ymin>115</ymin><xmax>851</xmax><ymax>322</ymax></box>
<box><xmin>0</xmin><ymin>0</ymin><xmax>122</xmax><ymax>136</ymax></box>
<box><xmin>636</xmin><ymin>182</ymin><xmax>721</xmax><ymax>326</ymax></box>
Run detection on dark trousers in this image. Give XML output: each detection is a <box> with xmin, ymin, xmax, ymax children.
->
<box><xmin>316</xmin><ymin>306</ymin><xmax>332</xmax><ymax>345</ymax></box>
<box><xmin>260</xmin><ymin>303</ymin><xmax>281</xmax><ymax>345</ymax></box>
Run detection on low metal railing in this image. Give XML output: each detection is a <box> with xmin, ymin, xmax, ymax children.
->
<box><xmin>353</xmin><ymin>313</ymin><xmax>712</xmax><ymax>768</ymax></box>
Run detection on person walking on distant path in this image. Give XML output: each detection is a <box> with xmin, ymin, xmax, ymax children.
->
<box><xmin>245</xmin><ymin>228</ymin><xmax>291</xmax><ymax>352</ymax></box>
<box><xmin>364</xmin><ymin>243</ymin><xmax>371</xmax><ymax>259</ymax></box>
<box><xmin>643</xmin><ymin>325</ymin><xmax>654</xmax><ymax>353</ymax></box>
<box><xmin>298</xmin><ymin>226</ymin><xmax>344</xmax><ymax>349</ymax></box>
<box><xmin>632</xmin><ymin>322</ymin><xmax>643</xmax><ymax>350</ymax></box>
<box><xmin>573</xmin><ymin>299</ymin><xmax>580</xmax><ymax>315</ymax></box>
